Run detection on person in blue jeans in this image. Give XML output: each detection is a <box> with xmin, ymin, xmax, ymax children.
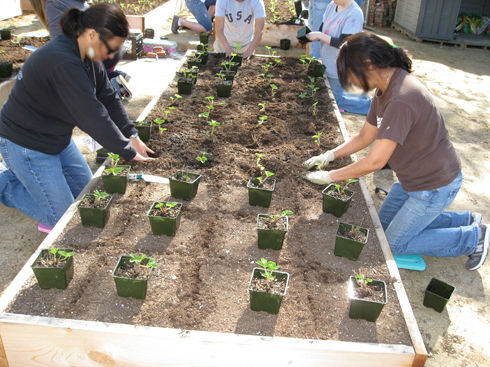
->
<box><xmin>172</xmin><ymin>0</ymin><xmax>216</xmax><ymax>34</ymax></box>
<box><xmin>303</xmin><ymin>32</ymin><xmax>488</xmax><ymax>271</ymax></box>
<box><xmin>0</xmin><ymin>4</ymin><xmax>153</xmax><ymax>233</ymax></box>
<box><xmin>306</xmin><ymin>0</ymin><xmax>371</xmax><ymax>115</ymax></box>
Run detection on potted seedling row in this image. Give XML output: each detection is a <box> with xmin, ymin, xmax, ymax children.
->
<box><xmin>199</xmin><ymin>32</ymin><xmax>209</xmax><ymax>44</ymax></box>
<box><xmin>102</xmin><ymin>153</ymin><xmax>131</xmax><ymax>194</ymax></box>
<box><xmin>256</xmin><ymin>210</ymin><xmax>292</xmax><ymax>250</ymax></box>
<box><xmin>112</xmin><ymin>254</ymin><xmax>156</xmax><ymax>299</ymax></box>
<box><xmin>147</xmin><ymin>201</ymin><xmax>183</xmax><ymax>236</ymax></box>
<box><xmin>247</xmin><ymin>153</ymin><xmax>275</xmax><ymax>208</ymax></box>
<box><xmin>135</xmin><ymin>120</ymin><xmax>153</xmax><ymax>142</ymax></box>
<box><xmin>322</xmin><ymin>179</ymin><xmax>357</xmax><ymax>217</ymax></box>
<box><xmin>78</xmin><ymin>189</ymin><xmax>113</xmax><ymax>228</ymax></box>
<box><xmin>348</xmin><ymin>274</ymin><xmax>387</xmax><ymax>322</ymax></box>
<box><xmin>177</xmin><ymin>68</ymin><xmax>197</xmax><ymax>95</ymax></box>
<box><xmin>169</xmin><ymin>170</ymin><xmax>202</xmax><ymax>201</ymax></box>
<box><xmin>335</xmin><ymin>222</ymin><xmax>369</xmax><ymax>261</ymax></box>
<box><xmin>248</xmin><ymin>258</ymin><xmax>289</xmax><ymax>315</ymax></box>
<box><xmin>31</xmin><ymin>248</ymin><xmax>74</xmax><ymax>290</ymax></box>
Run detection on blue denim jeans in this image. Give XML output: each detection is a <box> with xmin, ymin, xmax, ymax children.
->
<box><xmin>308</xmin><ymin>0</ymin><xmax>331</xmax><ymax>59</ymax></box>
<box><xmin>379</xmin><ymin>172</ymin><xmax>479</xmax><ymax>257</ymax></box>
<box><xmin>185</xmin><ymin>0</ymin><xmax>213</xmax><ymax>32</ymax></box>
<box><xmin>0</xmin><ymin>137</ymin><xmax>92</xmax><ymax>226</ymax></box>
<box><xmin>327</xmin><ymin>76</ymin><xmax>371</xmax><ymax>115</ymax></box>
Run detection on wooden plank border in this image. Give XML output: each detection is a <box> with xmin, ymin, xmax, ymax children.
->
<box><xmin>0</xmin><ymin>55</ymin><xmax>425</xmax><ymax>367</ymax></box>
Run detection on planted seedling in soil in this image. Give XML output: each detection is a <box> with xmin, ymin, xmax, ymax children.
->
<box><xmin>207</xmin><ymin>120</ymin><xmax>220</xmax><ymax>137</ymax></box>
<box><xmin>80</xmin><ymin>189</ymin><xmax>111</xmax><ymax>209</ymax></box>
<box><xmin>196</xmin><ymin>151</ymin><xmax>208</xmax><ymax>164</ymax></box>
<box><xmin>154</xmin><ymin>118</ymin><xmax>167</xmax><ymax>135</ymax></box>
<box><xmin>312</xmin><ymin>100</ymin><xmax>319</xmax><ymax>116</ymax></box>
<box><xmin>37</xmin><ymin>248</ymin><xmax>74</xmax><ymax>268</ymax></box>
<box><xmin>270</xmin><ymin>83</ymin><xmax>278</xmax><ymax>97</ymax></box>
<box><xmin>152</xmin><ymin>201</ymin><xmax>180</xmax><ymax>217</ymax></box>
<box><xmin>258</xmin><ymin>102</ymin><xmax>266</xmax><ymax>112</ymax></box>
<box><xmin>258</xmin><ymin>115</ymin><xmax>268</xmax><ymax>125</ymax></box>
<box><xmin>114</xmin><ymin>253</ymin><xmax>157</xmax><ymax>280</ymax></box>
<box><xmin>258</xmin><ymin>210</ymin><xmax>293</xmax><ymax>231</ymax></box>
<box><xmin>251</xmin><ymin>258</ymin><xmax>286</xmax><ymax>295</ymax></box>
<box><xmin>330</xmin><ymin>179</ymin><xmax>358</xmax><ymax>200</ymax></box>
<box><xmin>340</xmin><ymin>222</ymin><xmax>367</xmax><ymax>243</ymax></box>
<box><xmin>312</xmin><ymin>132</ymin><xmax>322</xmax><ymax>148</ymax></box>
<box><xmin>299</xmin><ymin>54</ymin><xmax>315</xmax><ymax>74</ymax></box>
<box><xmin>352</xmin><ymin>272</ymin><xmax>385</xmax><ymax>303</ymax></box>
<box><xmin>169</xmin><ymin>93</ymin><xmax>182</xmax><ymax>106</ymax></box>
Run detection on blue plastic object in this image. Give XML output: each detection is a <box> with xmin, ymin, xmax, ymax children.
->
<box><xmin>394</xmin><ymin>254</ymin><xmax>426</xmax><ymax>271</ymax></box>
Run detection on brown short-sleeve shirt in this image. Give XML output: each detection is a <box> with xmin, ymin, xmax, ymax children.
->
<box><xmin>366</xmin><ymin>69</ymin><xmax>461</xmax><ymax>192</ymax></box>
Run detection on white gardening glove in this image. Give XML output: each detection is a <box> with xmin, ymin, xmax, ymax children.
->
<box><xmin>303</xmin><ymin>150</ymin><xmax>335</xmax><ymax>170</ymax></box>
<box><xmin>303</xmin><ymin>171</ymin><xmax>333</xmax><ymax>185</ymax></box>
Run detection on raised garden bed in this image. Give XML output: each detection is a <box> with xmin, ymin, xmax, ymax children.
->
<box><xmin>262</xmin><ymin>0</ymin><xmax>304</xmax><ymax>48</ymax></box>
<box><xmin>0</xmin><ymin>53</ymin><xmax>426</xmax><ymax>366</ymax></box>
<box><xmin>0</xmin><ymin>36</ymin><xmax>50</xmax><ymax>75</ymax></box>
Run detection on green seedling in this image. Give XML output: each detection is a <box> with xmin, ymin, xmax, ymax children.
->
<box><xmin>270</xmin><ymin>83</ymin><xmax>278</xmax><ymax>96</ymax></box>
<box><xmin>196</xmin><ymin>151</ymin><xmax>208</xmax><ymax>164</ymax></box>
<box><xmin>199</xmin><ymin>111</ymin><xmax>210</xmax><ymax>119</ymax></box>
<box><xmin>221</xmin><ymin>61</ymin><xmax>233</xmax><ymax>72</ymax></box>
<box><xmin>216</xmin><ymin>72</ymin><xmax>226</xmax><ymax>81</ymax></box>
<box><xmin>205</xmin><ymin>104</ymin><xmax>214</xmax><ymax>111</ymax></box>
<box><xmin>231</xmin><ymin>42</ymin><xmax>241</xmax><ymax>57</ymax></box>
<box><xmin>49</xmin><ymin>248</ymin><xmax>74</xmax><ymax>266</ymax></box>
<box><xmin>256</xmin><ymin>171</ymin><xmax>274</xmax><ymax>186</ymax></box>
<box><xmin>354</xmin><ymin>272</ymin><xmax>373</xmax><ymax>295</ymax></box>
<box><xmin>256</xmin><ymin>258</ymin><xmax>279</xmax><ymax>281</ymax></box>
<box><xmin>270</xmin><ymin>210</ymin><xmax>293</xmax><ymax>222</ymax></box>
<box><xmin>205</xmin><ymin>96</ymin><xmax>215</xmax><ymax>105</ymax></box>
<box><xmin>299</xmin><ymin>54</ymin><xmax>315</xmax><ymax>74</ymax></box>
<box><xmin>314</xmin><ymin>162</ymin><xmax>322</xmax><ymax>171</ymax></box>
<box><xmin>312</xmin><ymin>100</ymin><xmax>319</xmax><ymax>116</ymax></box>
<box><xmin>154</xmin><ymin>118</ymin><xmax>167</xmax><ymax>135</ymax></box>
<box><xmin>207</xmin><ymin>120</ymin><xmax>220</xmax><ymax>136</ymax></box>
<box><xmin>313</xmin><ymin>131</ymin><xmax>322</xmax><ymax>147</ymax></box>
<box><xmin>154</xmin><ymin>201</ymin><xmax>178</xmax><ymax>216</ymax></box>
<box><xmin>255</xmin><ymin>153</ymin><xmax>265</xmax><ymax>173</ymax></box>
<box><xmin>169</xmin><ymin>93</ymin><xmax>182</xmax><ymax>105</ymax></box>
<box><xmin>258</xmin><ymin>102</ymin><xmax>266</xmax><ymax>112</ymax></box>
<box><xmin>129</xmin><ymin>253</ymin><xmax>157</xmax><ymax>268</ymax></box>
<box><xmin>258</xmin><ymin>115</ymin><xmax>268</xmax><ymax>125</ymax></box>
<box><xmin>106</xmin><ymin>153</ymin><xmax>123</xmax><ymax>175</ymax></box>
<box><xmin>93</xmin><ymin>189</ymin><xmax>109</xmax><ymax>201</ymax></box>
<box><xmin>333</xmin><ymin>178</ymin><xmax>358</xmax><ymax>195</ymax></box>
<box><xmin>298</xmin><ymin>92</ymin><xmax>308</xmax><ymax>99</ymax></box>
<box><xmin>135</xmin><ymin>120</ymin><xmax>147</xmax><ymax>126</ymax></box>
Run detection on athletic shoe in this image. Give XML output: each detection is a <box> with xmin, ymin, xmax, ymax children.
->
<box><xmin>171</xmin><ymin>15</ymin><xmax>180</xmax><ymax>34</ymax></box>
<box><xmin>38</xmin><ymin>223</ymin><xmax>54</xmax><ymax>234</ymax></box>
<box><xmin>470</xmin><ymin>212</ymin><xmax>482</xmax><ymax>225</ymax></box>
<box><xmin>466</xmin><ymin>224</ymin><xmax>489</xmax><ymax>271</ymax></box>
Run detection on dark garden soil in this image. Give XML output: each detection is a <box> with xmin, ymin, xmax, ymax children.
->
<box><xmin>92</xmin><ymin>0</ymin><xmax>170</xmax><ymax>16</ymax></box>
<box><xmin>353</xmin><ymin>281</ymin><xmax>386</xmax><ymax>304</ymax></box>
<box><xmin>7</xmin><ymin>54</ymin><xmax>411</xmax><ymax>346</ymax></box>
<box><xmin>0</xmin><ymin>36</ymin><xmax>50</xmax><ymax>74</ymax></box>
<box><xmin>264</xmin><ymin>0</ymin><xmax>298</xmax><ymax>24</ymax></box>
<box><xmin>340</xmin><ymin>226</ymin><xmax>367</xmax><ymax>242</ymax></box>
<box><xmin>79</xmin><ymin>194</ymin><xmax>112</xmax><ymax>209</ymax></box>
<box><xmin>257</xmin><ymin>215</ymin><xmax>287</xmax><ymax>231</ymax></box>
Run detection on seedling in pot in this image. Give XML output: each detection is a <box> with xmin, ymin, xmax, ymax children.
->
<box><xmin>49</xmin><ymin>248</ymin><xmax>74</xmax><ymax>266</ymax></box>
<box><xmin>256</xmin><ymin>258</ymin><xmax>279</xmax><ymax>280</ymax></box>
<box><xmin>255</xmin><ymin>153</ymin><xmax>266</xmax><ymax>174</ymax></box>
<box><xmin>154</xmin><ymin>201</ymin><xmax>179</xmax><ymax>216</ymax></box>
<box><xmin>313</xmin><ymin>132</ymin><xmax>322</xmax><ymax>148</ymax></box>
<box><xmin>258</xmin><ymin>115</ymin><xmax>268</xmax><ymax>125</ymax></box>
<box><xmin>256</xmin><ymin>171</ymin><xmax>274</xmax><ymax>187</ymax></box>
<box><xmin>93</xmin><ymin>189</ymin><xmax>109</xmax><ymax>201</ymax></box>
<box><xmin>106</xmin><ymin>153</ymin><xmax>123</xmax><ymax>175</ymax></box>
<box><xmin>207</xmin><ymin>120</ymin><xmax>220</xmax><ymax>136</ymax></box>
<box><xmin>221</xmin><ymin>61</ymin><xmax>233</xmax><ymax>73</ymax></box>
<box><xmin>196</xmin><ymin>151</ymin><xmax>208</xmax><ymax>164</ymax></box>
<box><xmin>270</xmin><ymin>210</ymin><xmax>293</xmax><ymax>223</ymax></box>
<box><xmin>129</xmin><ymin>253</ymin><xmax>157</xmax><ymax>268</ymax></box>
<box><xmin>354</xmin><ymin>272</ymin><xmax>373</xmax><ymax>296</ymax></box>
<box><xmin>333</xmin><ymin>179</ymin><xmax>358</xmax><ymax>195</ymax></box>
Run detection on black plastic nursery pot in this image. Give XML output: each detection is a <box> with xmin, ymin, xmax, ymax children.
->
<box><xmin>135</xmin><ymin>120</ymin><xmax>152</xmax><ymax>142</ymax></box>
<box><xmin>248</xmin><ymin>268</ymin><xmax>289</xmax><ymax>315</ymax></box>
<box><xmin>301</xmin><ymin>10</ymin><xmax>309</xmax><ymax>19</ymax></box>
<box><xmin>297</xmin><ymin>26</ymin><xmax>311</xmax><ymax>43</ymax></box>
<box><xmin>102</xmin><ymin>165</ymin><xmax>131</xmax><ymax>194</ymax></box>
<box><xmin>335</xmin><ymin>222</ymin><xmax>369</xmax><ymax>261</ymax></box>
<box><xmin>322</xmin><ymin>184</ymin><xmax>354</xmax><ymax>217</ymax></box>
<box><xmin>348</xmin><ymin>276</ymin><xmax>387</xmax><ymax>322</ymax></box>
<box><xmin>78</xmin><ymin>193</ymin><xmax>113</xmax><ymax>228</ymax></box>
<box><xmin>294</xmin><ymin>0</ymin><xmax>302</xmax><ymax>18</ymax></box>
<box><xmin>423</xmin><ymin>278</ymin><xmax>455</xmax><ymax>313</ymax></box>
<box><xmin>219</xmin><ymin>70</ymin><xmax>236</xmax><ymax>82</ymax></box>
<box><xmin>177</xmin><ymin>77</ymin><xmax>193</xmax><ymax>95</ymax></box>
<box><xmin>0</xmin><ymin>61</ymin><xmax>13</xmax><ymax>78</ymax></box>
<box><xmin>95</xmin><ymin>147</ymin><xmax>110</xmax><ymax>163</ymax></box>
<box><xmin>199</xmin><ymin>32</ymin><xmax>209</xmax><ymax>44</ymax></box>
<box><xmin>169</xmin><ymin>170</ymin><xmax>202</xmax><ymax>200</ymax></box>
<box><xmin>196</xmin><ymin>51</ymin><xmax>209</xmax><ymax>65</ymax></box>
<box><xmin>216</xmin><ymin>80</ymin><xmax>233</xmax><ymax>97</ymax></box>
<box><xmin>231</xmin><ymin>54</ymin><xmax>243</xmax><ymax>66</ymax></box>
<box><xmin>257</xmin><ymin>214</ymin><xmax>288</xmax><ymax>250</ymax></box>
<box><xmin>31</xmin><ymin>249</ymin><xmax>74</xmax><ymax>290</ymax></box>
<box><xmin>112</xmin><ymin>255</ymin><xmax>153</xmax><ymax>299</ymax></box>
<box><xmin>280</xmin><ymin>38</ymin><xmax>291</xmax><ymax>50</ymax></box>
<box><xmin>147</xmin><ymin>201</ymin><xmax>183</xmax><ymax>236</ymax></box>
<box><xmin>308</xmin><ymin>62</ymin><xmax>326</xmax><ymax>77</ymax></box>
<box><xmin>0</xmin><ymin>28</ymin><xmax>12</xmax><ymax>40</ymax></box>
<box><xmin>187</xmin><ymin>57</ymin><xmax>201</xmax><ymax>69</ymax></box>
<box><xmin>229</xmin><ymin>62</ymin><xmax>240</xmax><ymax>72</ymax></box>
<box><xmin>247</xmin><ymin>177</ymin><xmax>276</xmax><ymax>208</ymax></box>
<box><xmin>144</xmin><ymin>28</ymin><xmax>155</xmax><ymax>38</ymax></box>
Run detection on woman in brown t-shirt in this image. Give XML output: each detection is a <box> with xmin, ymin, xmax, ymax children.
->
<box><xmin>303</xmin><ymin>32</ymin><xmax>488</xmax><ymax>271</ymax></box>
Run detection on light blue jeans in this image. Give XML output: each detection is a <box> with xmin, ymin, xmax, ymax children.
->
<box><xmin>327</xmin><ymin>76</ymin><xmax>371</xmax><ymax>115</ymax></box>
<box><xmin>308</xmin><ymin>0</ymin><xmax>331</xmax><ymax>59</ymax></box>
<box><xmin>0</xmin><ymin>137</ymin><xmax>92</xmax><ymax>226</ymax></box>
<box><xmin>379</xmin><ymin>171</ymin><xmax>479</xmax><ymax>257</ymax></box>
<box><xmin>185</xmin><ymin>0</ymin><xmax>213</xmax><ymax>32</ymax></box>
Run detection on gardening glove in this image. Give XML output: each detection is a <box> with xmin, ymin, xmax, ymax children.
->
<box><xmin>303</xmin><ymin>171</ymin><xmax>333</xmax><ymax>185</ymax></box>
<box><xmin>303</xmin><ymin>150</ymin><xmax>335</xmax><ymax>170</ymax></box>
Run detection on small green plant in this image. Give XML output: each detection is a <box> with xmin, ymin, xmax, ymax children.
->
<box><xmin>129</xmin><ymin>253</ymin><xmax>157</xmax><ymax>268</ymax></box>
<box><xmin>216</xmin><ymin>72</ymin><xmax>226</xmax><ymax>81</ymax></box>
<box><xmin>169</xmin><ymin>93</ymin><xmax>182</xmax><ymax>105</ymax></box>
<box><xmin>154</xmin><ymin>201</ymin><xmax>178</xmax><ymax>216</ymax></box>
<box><xmin>298</xmin><ymin>92</ymin><xmax>308</xmax><ymax>99</ymax></box>
<box><xmin>221</xmin><ymin>61</ymin><xmax>233</xmax><ymax>72</ymax></box>
<box><xmin>258</xmin><ymin>115</ymin><xmax>268</xmax><ymax>125</ymax></box>
<box><xmin>49</xmin><ymin>248</ymin><xmax>74</xmax><ymax>266</ymax></box>
<box><xmin>93</xmin><ymin>189</ymin><xmax>109</xmax><ymax>201</ymax></box>
<box><xmin>270</xmin><ymin>83</ymin><xmax>278</xmax><ymax>97</ymax></box>
<box><xmin>256</xmin><ymin>258</ymin><xmax>279</xmax><ymax>280</ymax></box>
<box><xmin>333</xmin><ymin>179</ymin><xmax>358</xmax><ymax>194</ymax></box>
<box><xmin>312</xmin><ymin>100</ymin><xmax>319</xmax><ymax>116</ymax></box>
<box><xmin>299</xmin><ymin>54</ymin><xmax>315</xmax><ymax>74</ymax></box>
<box><xmin>256</xmin><ymin>171</ymin><xmax>274</xmax><ymax>186</ymax></box>
<box><xmin>312</xmin><ymin>131</ymin><xmax>322</xmax><ymax>147</ymax></box>
<box><xmin>255</xmin><ymin>153</ymin><xmax>265</xmax><ymax>173</ymax></box>
<box><xmin>207</xmin><ymin>120</ymin><xmax>220</xmax><ymax>136</ymax></box>
<box><xmin>106</xmin><ymin>153</ymin><xmax>123</xmax><ymax>175</ymax></box>
<box><xmin>258</xmin><ymin>102</ymin><xmax>266</xmax><ymax>112</ymax></box>
<box><xmin>231</xmin><ymin>42</ymin><xmax>241</xmax><ymax>58</ymax></box>
<box><xmin>270</xmin><ymin>210</ymin><xmax>293</xmax><ymax>222</ymax></box>
<box><xmin>308</xmin><ymin>76</ymin><xmax>320</xmax><ymax>97</ymax></box>
<box><xmin>198</xmin><ymin>111</ymin><xmax>210</xmax><ymax>119</ymax></box>
<box><xmin>196</xmin><ymin>151</ymin><xmax>208</xmax><ymax>164</ymax></box>
<box><xmin>205</xmin><ymin>96</ymin><xmax>215</xmax><ymax>105</ymax></box>
<box><xmin>354</xmin><ymin>273</ymin><xmax>373</xmax><ymax>295</ymax></box>
<box><xmin>154</xmin><ymin>118</ymin><xmax>167</xmax><ymax>135</ymax></box>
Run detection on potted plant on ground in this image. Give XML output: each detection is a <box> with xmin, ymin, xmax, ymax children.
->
<box><xmin>221</xmin><ymin>60</ymin><xmax>239</xmax><ymax>73</ymax></box>
<box><xmin>0</xmin><ymin>61</ymin><xmax>13</xmax><ymax>78</ymax></box>
<box><xmin>280</xmin><ymin>38</ymin><xmax>291</xmax><ymax>50</ymax></box>
<box><xmin>308</xmin><ymin>60</ymin><xmax>326</xmax><ymax>77</ymax></box>
<box><xmin>248</xmin><ymin>258</ymin><xmax>289</xmax><ymax>315</ymax></box>
<box><xmin>247</xmin><ymin>153</ymin><xmax>276</xmax><ymax>208</ymax></box>
<box><xmin>177</xmin><ymin>68</ymin><xmax>196</xmax><ymax>95</ymax></box>
<box><xmin>135</xmin><ymin>120</ymin><xmax>152</xmax><ymax>142</ymax></box>
<box><xmin>147</xmin><ymin>201</ymin><xmax>183</xmax><ymax>236</ymax></box>
<box><xmin>256</xmin><ymin>210</ymin><xmax>292</xmax><ymax>250</ymax></box>
<box><xmin>78</xmin><ymin>189</ymin><xmax>113</xmax><ymax>228</ymax></box>
<box><xmin>187</xmin><ymin>55</ymin><xmax>202</xmax><ymax>69</ymax></box>
<box><xmin>216</xmin><ymin>72</ymin><xmax>233</xmax><ymax>97</ymax></box>
<box><xmin>230</xmin><ymin>43</ymin><xmax>243</xmax><ymax>66</ymax></box>
<box><xmin>348</xmin><ymin>274</ymin><xmax>387</xmax><ymax>322</ymax></box>
<box><xmin>169</xmin><ymin>170</ymin><xmax>202</xmax><ymax>200</ymax></box>
<box><xmin>423</xmin><ymin>278</ymin><xmax>455</xmax><ymax>313</ymax></box>
<box><xmin>112</xmin><ymin>253</ymin><xmax>156</xmax><ymax>299</ymax></box>
<box><xmin>199</xmin><ymin>32</ymin><xmax>209</xmax><ymax>44</ymax></box>
<box><xmin>322</xmin><ymin>179</ymin><xmax>357</xmax><ymax>217</ymax></box>
<box><xmin>31</xmin><ymin>248</ymin><xmax>74</xmax><ymax>289</ymax></box>
<box><xmin>102</xmin><ymin>153</ymin><xmax>131</xmax><ymax>194</ymax></box>
<box><xmin>334</xmin><ymin>222</ymin><xmax>369</xmax><ymax>261</ymax></box>
<box><xmin>195</xmin><ymin>50</ymin><xmax>209</xmax><ymax>65</ymax></box>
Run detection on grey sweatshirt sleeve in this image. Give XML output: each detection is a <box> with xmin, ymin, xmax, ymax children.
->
<box><xmin>51</xmin><ymin>61</ymin><xmax>136</xmax><ymax>160</ymax></box>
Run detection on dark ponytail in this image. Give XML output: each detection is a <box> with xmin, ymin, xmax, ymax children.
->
<box><xmin>337</xmin><ymin>31</ymin><xmax>412</xmax><ymax>92</ymax></box>
<box><xmin>60</xmin><ymin>3</ymin><xmax>128</xmax><ymax>40</ymax></box>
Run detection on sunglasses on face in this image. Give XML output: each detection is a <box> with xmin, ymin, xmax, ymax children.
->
<box><xmin>99</xmin><ymin>35</ymin><xmax>119</xmax><ymax>55</ymax></box>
